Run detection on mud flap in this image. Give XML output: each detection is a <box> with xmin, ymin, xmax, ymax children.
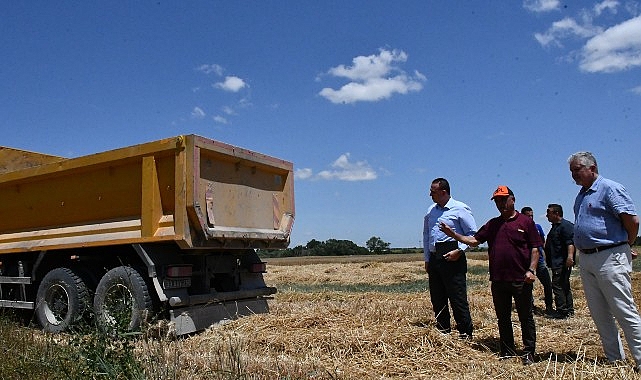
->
<box><xmin>169</xmin><ymin>298</ymin><xmax>270</xmax><ymax>335</ymax></box>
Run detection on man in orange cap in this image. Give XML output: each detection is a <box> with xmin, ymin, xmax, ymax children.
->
<box><xmin>440</xmin><ymin>185</ymin><xmax>542</xmax><ymax>365</ymax></box>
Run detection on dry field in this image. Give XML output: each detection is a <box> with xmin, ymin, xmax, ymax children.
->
<box><xmin>157</xmin><ymin>254</ymin><xmax>641</xmax><ymax>379</ymax></box>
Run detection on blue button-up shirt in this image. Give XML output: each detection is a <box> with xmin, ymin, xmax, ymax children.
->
<box><xmin>423</xmin><ymin>197</ymin><xmax>477</xmax><ymax>262</ymax></box>
<box><xmin>535</xmin><ymin>223</ymin><xmax>546</xmax><ymax>265</ymax></box>
<box><xmin>573</xmin><ymin>175</ymin><xmax>637</xmax><ymax>250</ymax></box>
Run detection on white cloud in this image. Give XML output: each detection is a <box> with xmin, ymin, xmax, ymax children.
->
<box><xmin>191</xmin><ymin>106</ymin><xmax>206</xmax><ymax>119</ymax></box>
<box><xmin>524</xmin><ymin>0</ymin><xmax>560</xmax><ymax>13</ymax></box>
<box><xmin>534</xmin><ymin>17</ymin><xmax>602</xmax><ymax>47</ymax></box>
<box><xmin>317</xmin><ymin>153</ymin><xmax>377</xmax><ymax>181</ymax></box>
<box><xmin>294</xmin><ymin>168</ymin><xmax>313</xmax><ymax>180</ymax></box>
<box><xmin>296</xmin><ymin>154</ymin><xmax>378</xmax><ymax>181</ymax></box>
<box><xmin>630</xmin><ymin>85</ymin><xmax>641</xmax><ymax>94</ymax></box>
<box><xmin>238</xmin><ymin>97</ymin><xmax>253</xmax><ymax>108</ymax></box>
<box><xmin>580</xmin><ymin>15</ymin><xmax>641</xmax><ymax>72</ymax></box>
<box><xmin>222</xmin><ymin>106</ymin><xmax>236</xmax><ymax>115</ymax></box>
<box><xmin>532</xmin><ymin>1</ymin><xmax>641</xmax><ymax>73</ymax></box>
<box><xmin>318</xmin><ymin>48</ymin><xmax>425</xmax><ymax>104</ymax></box>
<box><xmin>196</xmin><ymin>64</ymin><xmax>224</xmax><ymax>76</ymax></box>
<box><xmin>214</xmin><ymin>76</ymin><xmax>248</xmax><ymax>92</ymax></box>
<box><xmin>213</xmin><ymin>115</ymin><xmax>228</xmax><ymax>124</ymax></box>
<box><xmin>320</xmin><ymin>75</ymin><xmax>424</xmax><ymax>104</ymax></box>
<box><xmin>594</xmin><ymin>0</ymin><xmax>619</xmax><ymax>16</ymax></box>
<box><xmin>328</xmin><ymin>49</ymin><xmax>407</xmax><ymax>81</ymax></box>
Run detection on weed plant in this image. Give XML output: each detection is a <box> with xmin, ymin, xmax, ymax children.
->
<box><xmin>0</xmin><ymin>312</ymin><xmax>146</xmax><ymax>380</ymax></box>
<box><xmin>0</xmin><ymin>310</ymin><xmax>250</xmax><ymax>380</ymax></box>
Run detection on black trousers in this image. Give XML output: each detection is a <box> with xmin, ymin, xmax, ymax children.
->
<box><xmin>551</xmin><ymin>266</ymin><xmax>574</xmax><ymax>315</ymax></box>
<box><xmin>428</xmin><ymin>254</ymin><xmax>473</xmax><ymax>336</ymax></box>
<box><xmin>536</xmin><ymin>263</ymin><xmax>554</xmax><ymax>311</ymax></box>
<box><xmin>491</xmin><ymin>281</ymin><xmax>536</xmax><ymax>356</ymax></box>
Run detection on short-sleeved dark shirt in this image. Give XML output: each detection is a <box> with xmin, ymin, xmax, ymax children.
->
<box><xmin>544</xmin><ymin>218</ymin><xmax>574</xmax><ymax>269</ymax></box>
<box><xmin>475</xmin><ymin>212</ymin><xmax>543</xmax><ymax>282</ymax></box>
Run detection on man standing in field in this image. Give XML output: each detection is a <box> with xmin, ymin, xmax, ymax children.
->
<box><xmin>543</xmin><ymin>203</ymin><xmax>575</xmax><ymax>319</ymax></box>
<box><xmin>569</xmin><ymin>151</ymin><xmax>641</xmax><ymax>372</ymax></box>
<box><xmin>440</xmin><ymin>185</ymin><xmax>541</xmax><ymax>365</ymax></box>
<box><xmin>423</xmin><ymin>178</ymin><xmax>477</xmax><ymax>339</ymax></box>
<box><xmin>521</xmin><ymin>206</ymin><xmax>554</xmax><ymax>317</ymax></box>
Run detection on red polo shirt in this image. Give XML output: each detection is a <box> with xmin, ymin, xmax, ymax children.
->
<box><xmin>475</xmin><ymin>212</ymin><xmax>542</xmax><ymax>282</ymax></box>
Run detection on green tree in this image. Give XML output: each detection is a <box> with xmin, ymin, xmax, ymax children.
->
<box><xmin>366</xmin><ymin>236</ymin><xmax>391</xmax><ymax>254</ymax></box>
<box><xmin>305</xmin><ymin>239</ymin><xmax>323</xmax><ymax>250</ymax></box>
<box><xmin>323</xmin><ymin>239</ymin><xmax>368</xmax><ymax>256</ymax></box>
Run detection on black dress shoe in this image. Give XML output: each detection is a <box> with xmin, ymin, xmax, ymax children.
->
<box><xmin>458</xmin><ymin>332</ymin><xmax>472</xmax><ymax>340</ymax></box>
<box><xmin>545</xmin><ymin>311</ymin><xmax>568</xmax><ymax>319</ymax></box>
<box><xmin>522</xmin><ymin>353</ymin><xmax>534</xmax><ymax>365</ymax></box>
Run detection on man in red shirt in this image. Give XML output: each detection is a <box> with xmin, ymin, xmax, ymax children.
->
<box><xmin>440</xmin><ymin>185</ymin><xmax>541</xmax><ymax>365</ymax></box>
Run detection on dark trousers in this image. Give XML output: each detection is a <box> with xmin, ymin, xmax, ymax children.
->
<box><xmin>551</xmin><ymin>266</ymin><xmax>574</xmax><ymax>315</ymax></box>
<box><xmin>536</xmin><ymin>264</ymin><xmax>554</xmax><ymax>311</ymax></box>
<box><xmin>428</xmin><ymin>254</ymin><xmax>473</xmax><ymax>336</ymax></box>
<box><xmin>491</xmin><ymin>281</ymin><xmax>536</xmax><ymax>356</ymax></box>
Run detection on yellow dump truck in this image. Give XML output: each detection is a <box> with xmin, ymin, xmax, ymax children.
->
<box><xmin>0</xmin><ymin>135</ymin><xmax>294</xmax><ymax>335</ymax></box>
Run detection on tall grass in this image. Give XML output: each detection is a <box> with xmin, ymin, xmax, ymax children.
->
<box><xmin>0</xmin><ymin>312</ymin><xmax>145</xmax><ymax>379</ymax></box>
<box><xmin>0</xmin><ymin>311</ymin><xmax>251</xmax><ymax>380</ymax></box>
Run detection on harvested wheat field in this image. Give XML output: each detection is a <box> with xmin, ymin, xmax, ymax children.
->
<box><xmin>146</xmin><ymin>255</ymin><xmax>641</xmax><ymax>379</ymax></box>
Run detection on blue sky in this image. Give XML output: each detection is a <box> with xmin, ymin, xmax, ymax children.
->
<box><xmin>2</xmin><ymin>1</ymin><xmax>641</xmax><ymax>248</ymax></box>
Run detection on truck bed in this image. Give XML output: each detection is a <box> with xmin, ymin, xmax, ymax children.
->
<box><xmin>0</xmin><ymin>135</ymin><xmax>295</xmax><ymax>254</ymax></box>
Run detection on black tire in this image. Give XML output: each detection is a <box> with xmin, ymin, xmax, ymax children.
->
<box><xmin>35</xmin><ymin>267</ymin><xmax>89</xmax><ymax>333</ymax></box>
<box><xmin>93</xmin><ymin>266</ymin><xmax>153</xmax><ymax>334</ymax></box>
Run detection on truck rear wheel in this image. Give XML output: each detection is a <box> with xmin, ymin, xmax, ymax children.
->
<box><xmin>35</xmin><ymin>268</ymin><xmax>89</xmax><ymax>333</ymax></box>
<box><xmin>93</xmin><ymin>266</ymin><xmax>152</xmax><ymax>334</ymax></box>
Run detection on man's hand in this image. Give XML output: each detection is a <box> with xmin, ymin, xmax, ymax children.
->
<box><xmin>443</xmin><ymin>249</ymin><xmax>461</xmax><ymax>262</ymax></box>
<box><xmin>524</xmin><ymin>270</ymin><xmax>536</xmax><ymax>284</ymax></box>
<box><xmin>424</xmin><ymin>261</ymin><xmax>429</xmax><ymax>273</ymax></box>
<box><xmin>565</xmin><ymin>256</ymin><xmax>574</xmax><ymax>268</ymax></box>
<box><xmin>439</xmin><ymin>222</ymin><xmax>479</xmax><ymax>247</ymax></box>
<box><xmin>439</xmin><ymin>222</ymin><xmax>455</xmax><ymax>237</ymax></box>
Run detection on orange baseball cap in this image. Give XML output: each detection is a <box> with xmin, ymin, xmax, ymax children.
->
<box><xmin>491</xmin><ymin>185</ymin><xmax>514</xmax><ymax>200</ymax></box>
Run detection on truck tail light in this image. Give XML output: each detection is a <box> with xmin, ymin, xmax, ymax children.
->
<box><xmin>249</xmin><ymin>262</ymin><xmax>267</xmax><ymax>273</ymax></box>
<box><xmin>166</xmin><ymin>265</ymin><xmax>193</xmax><ymax>278</ymax></box>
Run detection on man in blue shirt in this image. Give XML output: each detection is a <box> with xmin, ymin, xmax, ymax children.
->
<box><xmin>423</xmin><ymin>178</ymin><xmax>477</xmax><ymax>339</ymax></box>
<box><xmin>569</xmin><ymin>151</ymin><xmax>641</xmax><ymax>372</ymax></box>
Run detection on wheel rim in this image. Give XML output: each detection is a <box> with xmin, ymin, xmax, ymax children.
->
<box><xmin>43</xmin><ymin>283</ymin><xmax>70</xmax><ymax>326</ymax></box>
<box><xmin>102</xmin><ymin>283</ymin><xmax>135</xmax><ymax>331</ymax></box>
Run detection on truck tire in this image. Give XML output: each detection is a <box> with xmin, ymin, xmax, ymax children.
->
<box><xmin>35</xmin><ymin>267</ymin><xmax>89</xmax><ymax>333</ymax></box>
<box><xmin>93</xmin><ymin>266</ymin><xmax>152</xmax><ymax>334</ymax></box>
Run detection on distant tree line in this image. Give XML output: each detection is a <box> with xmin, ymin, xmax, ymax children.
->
<box><xmin>257</xmin><ymin>236</ymin><xmax>421</xmax><ymax>258</ymax></box>
<box><xmin>258</xmin><ymin>235</ymin><xmax>641</xmax><ymax>258</ymax></box>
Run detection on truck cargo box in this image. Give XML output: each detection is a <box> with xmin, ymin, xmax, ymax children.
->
<box><xmin>0</xmin><ymin>135</ymin><xmax>295</xmax><ymax>253</ymax></box>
